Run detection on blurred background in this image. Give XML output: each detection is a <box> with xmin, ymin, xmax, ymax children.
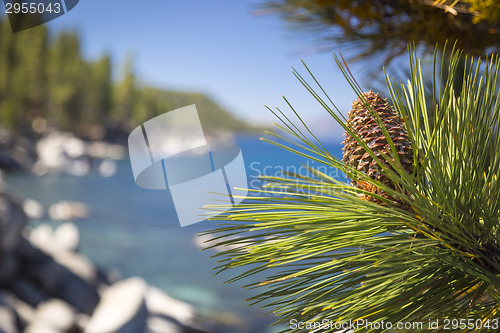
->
<box><xmin>1</xmin><ymin>1</ymin><xmax>500</xmax><ymax>332</ymax></box>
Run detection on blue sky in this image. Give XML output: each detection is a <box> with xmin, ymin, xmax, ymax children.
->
<box><xmin>41</xmin><ymin>0</ymin><xmax>360</xmax><ymax>140</ymax></box>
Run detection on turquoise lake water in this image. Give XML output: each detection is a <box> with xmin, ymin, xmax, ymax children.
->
<box><xmin>4</xmin><ymin>134</ymin><xmax>345</xmax><ymax>333</ymax></box>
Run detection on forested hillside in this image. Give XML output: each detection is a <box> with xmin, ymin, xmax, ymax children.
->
<box><xmin>0</xmin><ymin>17</ymin><xmax>253</xmax><ymax>138</ymax></box>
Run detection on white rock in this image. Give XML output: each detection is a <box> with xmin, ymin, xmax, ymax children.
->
<box><xmin>54</xmin><ymin>251</ymin><xmax>96</xmax><ymax>284</ymax></box>
<box><xmin>108</xmin><ymin>144</ymin><xmax>126</xmax><ymax>160</ymax></box>
<box><xmin>146</xmin><ymin>287</ymin><xmax>195</xmax><ymax>324</ymax></box>
<box><xmin>48</xmin><ymin>201</ymin><xmax>88</xmax><ymax>221</ymax></box>
<box><xmin>88</xmin><ymin>142</ymin><xmax>125</xmax><ymax>160</ymax></box>
<box><xmin>25</xmin><ymin>321</ymin><xmax>63</xmax><ymax>333</ymax></box>
<box><xmin>35</xmin><ymin>132</ymin><xmax>93</xmax><ymax>176</ymax></box>
<box><xmin>65</xmin><ymin>159</ymin><xmax>91</xmax><ymax>177</ymax></box>
<box><xmin>75</xmin><ymin>313</ymin><xmax>90</xmax><ymax>331</ymax></box>
<box><xmin>35</xmin><ymin>299</ymin><xmax>75</xmax><ymax>331</ymax></box>
<box><xmin>87</xmin><ymin>141</ymin><xmax>108</xmax><ymax>159</ymax></box>
<box><xmin>85</xmin><ymin>277</ymin><xmax>148</xmax><ymax>333</ymax></box>
<box><xmin>98</xmin><ymin>160</ymin><xmax>117</xmax><ymax>177</ymax></box>
<box><xmin>30</xmin><ymin>222</ymin><xmax>81</xmax><ymax>254</ymax></box>
<box><xmin>36</xmin><ymin>132</ymin><xmax>68</xmax><ymax>170</ymax></box>
<box><xmin>0</xmin><ymin>305</ymin><xmax>17</xmax><ymax>333</ymax></box>
<box><xmin>7</xmin><ymin>294</ymin><xmax>35</xmax><ymax>325</ymax></box>
<box><xmin>146</xmin><ymin>316</ymin><xmax>182</xmax><ymax>333</ymax></box>
<box><xmin>29</xmin><ymin>224</ymin><xmax>54</xmax><ymax>253</ymax></box>
<box><xmin>63</xmin><ymin>136</ymin><xmax>86</xmax><ymax>159</ymax></box>
<box><xmin>23</xmin><ymin>198</ymin><xmax>44</xmax><ymax>219</ymax></box>
<box><xmin>53</xmin><ymin>222</ymin><xmax>79</xmax><ymax>252</ymax></box>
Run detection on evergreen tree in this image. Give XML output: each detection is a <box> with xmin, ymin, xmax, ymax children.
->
<box><xmin>134</xmin><ymin>87</ymin><xmax>159</xmax><ymax>124</ymax></box>
<box><xmin>12</xmin><ymin>22</ymin><xmax>48</xmax><ymax>123</ymax></box>
<box><xmin>0</xmin><ymin>17</ymin><xmax>252</xmax><ymax>135</ymax></box>
<box><xmin>0</xmin><ymin>18</ymin><xmax>48</xmax><ymax>129</ymax></box>
<box><xmin>0</xmin><ymin>19</ymin><xmax>17</xmax><ymax>127</ymax></box>
<box><xmin>47</xmin><ymin>31</ymin><xmax>84</xmax><ymax>130</ymax></box>
<box><xmin>263</xmin><ymin>0</ymin><xmax>500</xmax><ymax>65</ymax></box>
<box><xmin>112</xmin><ymin>57</ymin><xmax>137</xmax><ymax>128</ymax></box>
<box><xmin>82</xmin><ymin>55</ymin><xmax>113</xmax><ymax>125</ymax></box>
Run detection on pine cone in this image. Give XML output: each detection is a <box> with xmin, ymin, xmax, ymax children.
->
<box><xmin>342</xmin><ymin>92</ymin><xmax>414</xmax><ymax>204</ymax></box>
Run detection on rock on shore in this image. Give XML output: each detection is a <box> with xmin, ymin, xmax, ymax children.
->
<box><xmin>0</xmin><ymin>128</ymin><xmax>37</xmax><ymax>173</ymax></box>
<box><xmin>0</xmin><ymin>186</ymin><xmax>223</xmax><ymax>333</ymax></box>
<box><xmin>33</xmin><ymin>131</ymin><xmax>125</xmax><ymax>177</ymax></box>
<box><xmin>0</xmin><ymin>128</ymin><xmax>244</xmax><ymax>333</ymax></box>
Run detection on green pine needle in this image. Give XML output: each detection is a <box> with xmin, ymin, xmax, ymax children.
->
<box><xmin>201</xmin><ymin>45</ymin><xmax>500</xmax><ymax>332</ymax></box>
